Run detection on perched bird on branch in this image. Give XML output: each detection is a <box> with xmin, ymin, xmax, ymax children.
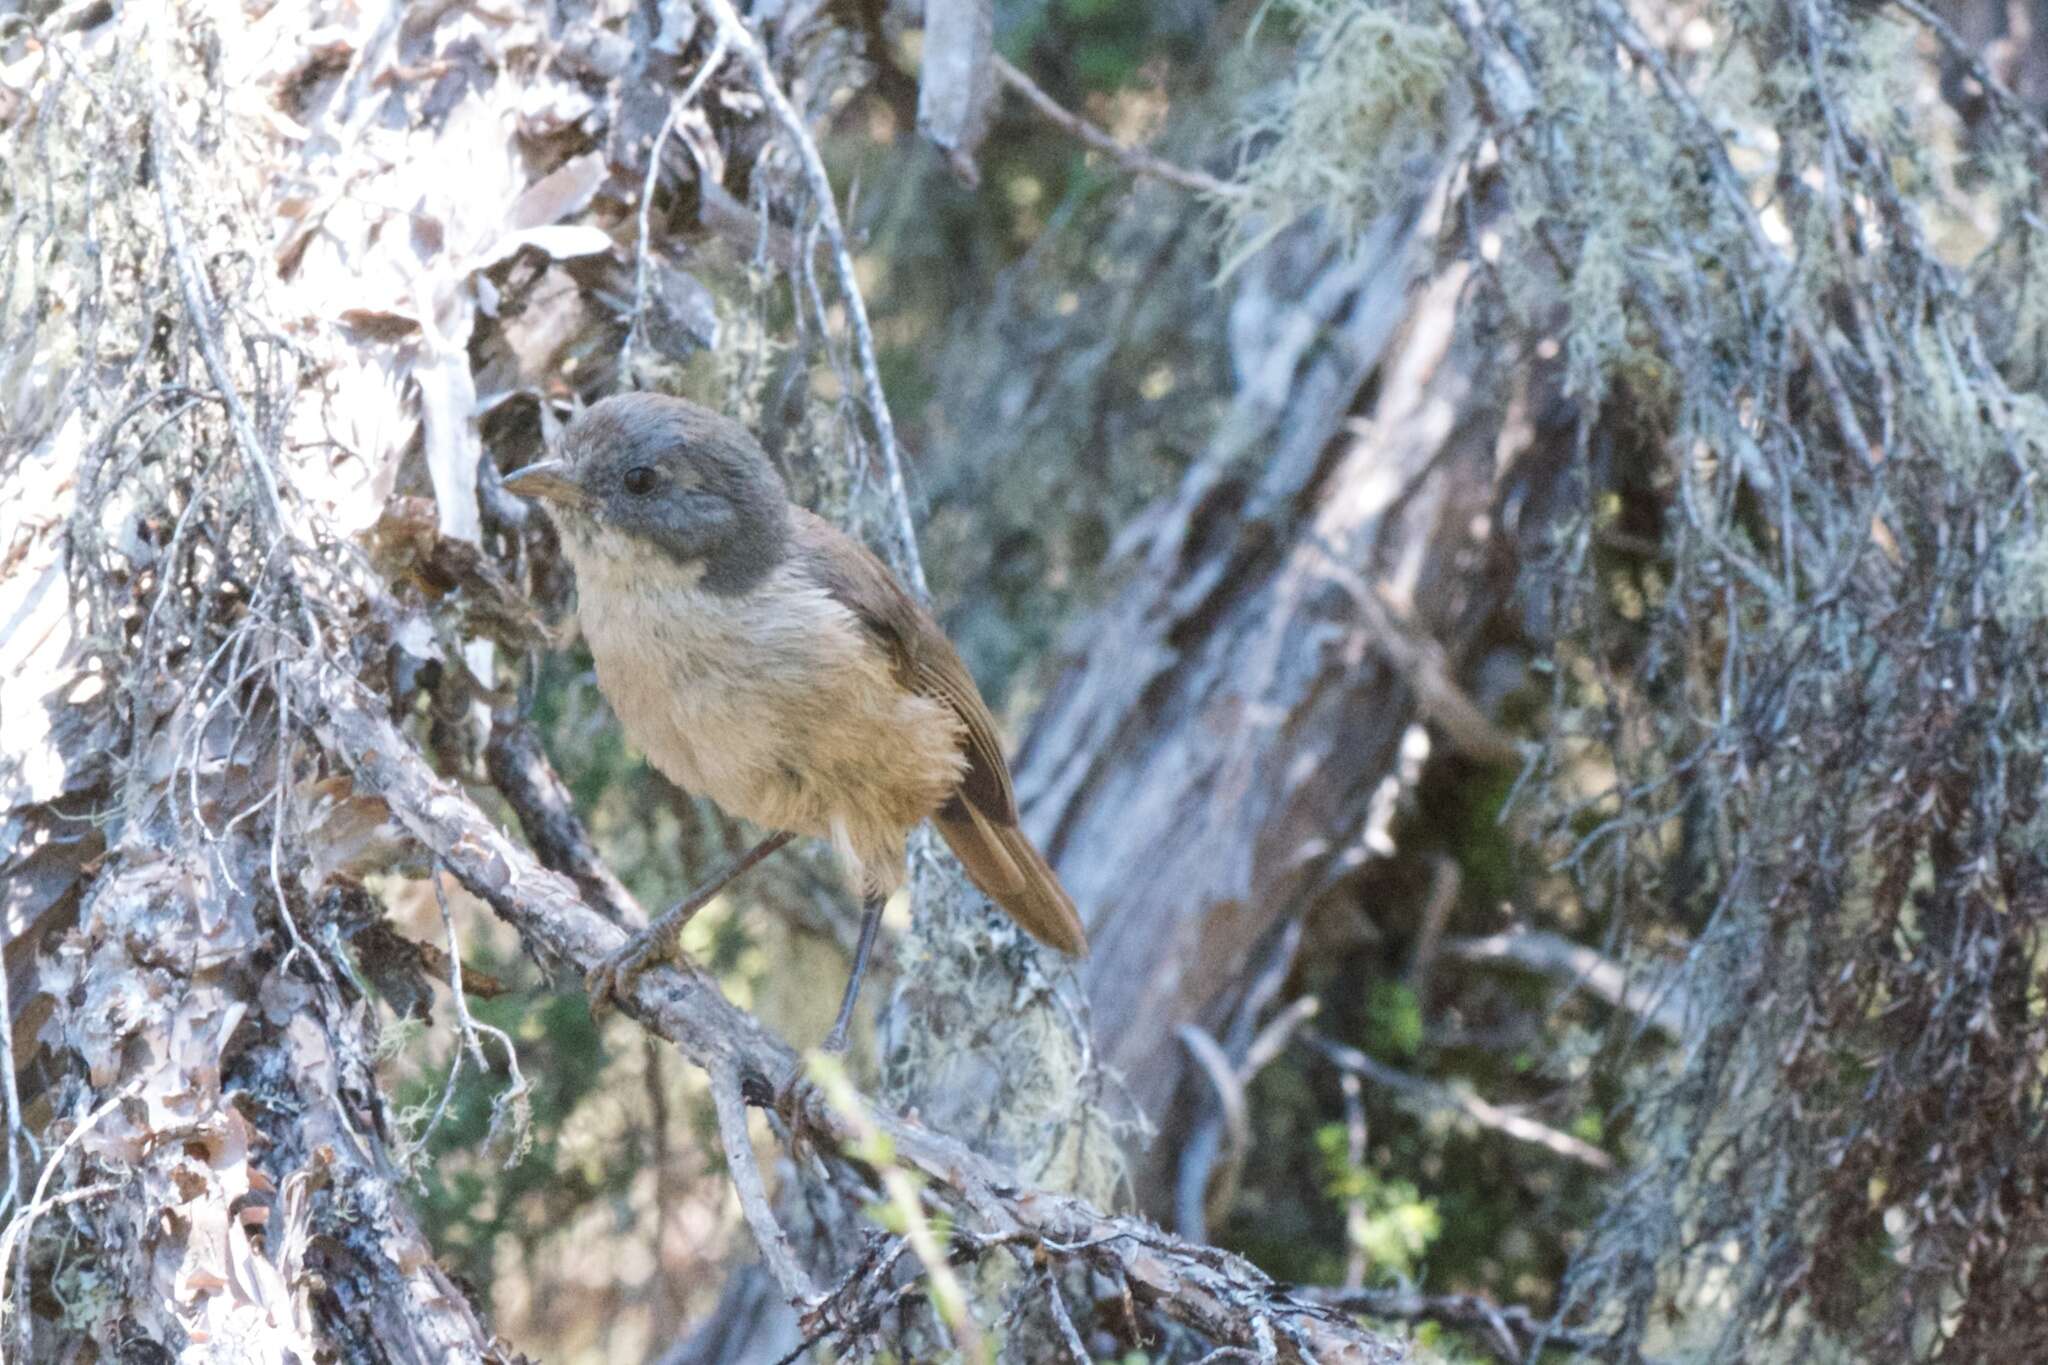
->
<box><xmin>503</xmin><ymin>393</ymin><xmax>1086</xmax><ymax>1051</ymax></box>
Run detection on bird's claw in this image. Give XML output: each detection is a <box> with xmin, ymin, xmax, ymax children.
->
<box><xmin>772</xmin><ymin>1064</ymin><xmax>827</xmax><ymax>1149</ymax></box>
<box><xmin>584</xmin><ymin>925</ymin><xmax>674</xmax><ymax>1015</ymax></box>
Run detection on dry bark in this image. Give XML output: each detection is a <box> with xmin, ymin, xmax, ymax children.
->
<box><xmin>1007</xmin><ymin>186</ymin><xmax>1529</xmax><ymax>1203</ymax></box>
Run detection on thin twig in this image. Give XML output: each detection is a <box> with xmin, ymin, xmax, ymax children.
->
<box><xmin>1404</xmin><ymin>856</ymin><xmax>1460</xmax><ymax>1008</ymax></box>
<box><xmin>811</xmin><ymin>1058</ymin><xmax>989</xmax><ymax>1364</ymax></box>
<box><xmin>1337</xmin><ymin>1071</ymin><xmax>1368</xmax><ymax>1291</ymax></box>
<box><xmin>1439</xmin><ymin>931</ymin><xmax>1688</xmax><ymax>1040</ymax></box>
<box><xmin>620</xmin><ymin>32</ymin><xmax>730</xmax><ymax>388</ymax></box>
<box><xmin>710</xmin><ymin>1066</ymin><xmax>821</xmax><ymax>1307</ymax></box>
<box><xmin>1583</xmin><ymin>0</ymin><xmax>1875</xmax><ymax>468</ymax></box>
<box><xmin>991</xmin><ymin>55</ymin><xmax>1246</xmax><ymax>200</ymax></box>
<box><xmin>1307</xmin><ymin>1031</ymin><xmax>1613</xmax><ymax>1171</ymax></box>
<box><xmin>421</xmin><ymin>863</ymin><xmax>532</xmax><ymax>1167</ymax></box>
<box><xmin>0</xmin><ymin>929</ymin><xmax>22</xmax><ymax>1220</ymax></box>
<box><xmin>1176</xmin><ymin>1023</ymin><xmax>1248</xmax><ymax>1241</ymax></box>
<box><xmin>1042</xmin><ymin>1266</ymin><xmax>1092</xmax><ymax>1362</ymax></box>
<box><xmin>691</xmin><ymin>0</ymin><xmax>929</xmax><ymax>598</ymax></box>
<box><xmin>1</xmin><ymin>1094</ymin><xmax>128</xmax><ymax>1361</ymax></box>
<box><xmin>148</xmin><ymin>92</ymin><xmax>286</xmax><ymax>539</ymax></box>
<box><xmin>1176</xmin><ymin>997</ymin><xmax>1320</xmax><ymax>1241</ymax></box>
<box><xmin>1241</xmin><ymin>994</ymin><xmax>1321</xmax><ymax>1078</ymax></box>
<box><xmin>1309</xmin><ymin>542</ymin><xmax>1522</xmax><ymax>766</ymax></box>
<box><xmin>1308</xmin><ymin>1285</ymin><xmax>1639</xmax><ymax>1363</ymax></box>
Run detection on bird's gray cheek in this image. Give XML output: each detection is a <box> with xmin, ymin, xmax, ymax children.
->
<box><xmin>643</xmin><ymin>495</ymin><xmax>737</xmax><ymax>566</ymax></box>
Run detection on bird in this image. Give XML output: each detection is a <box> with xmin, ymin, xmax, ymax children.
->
<box><xmin>502</xmin><ymin>393</ymin><xmax>1086</xmax><ymax>1053</ymax></box>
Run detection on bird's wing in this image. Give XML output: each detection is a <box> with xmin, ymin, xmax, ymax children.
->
<box><xmin>791</xmin><ymin>509</ymin><xmax>1085</xmax><ymax>956</ymax></box>
<box><xmin>789</xmin><ymin>509</ymin><xmax>1019</xmax><ymax>825</ymax></box>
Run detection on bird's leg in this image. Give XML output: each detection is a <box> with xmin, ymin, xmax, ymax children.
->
<box><xmin>774</xmin><ymin>892</ymin><xmax>888</xmax><ymax>1124</ymax></box>
<box><xmin>586</xmin><ymin>829</ymin><xmax>795</xmax><ymax>1013</ymax></box>
<box><xmin>822</xmin><ymin>893</ymin><xmax>887</xmax><ymax>1055</ymax></box>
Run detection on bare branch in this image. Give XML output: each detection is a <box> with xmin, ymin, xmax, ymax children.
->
<box><xmin>711</xmin><ymin>1067</ymin><xmax>822</xmax><ymax>1307</ymax></box>
<box><xmin>621</xmin><ymin>33</ymin><xmax>730</xmax><ymax>388</ymax></box>
<box><xmin>1177</xmin><ymin>997</ymin><xmax>1321</xmax><ymax>1241</ymax></box>
<box><xmin>304</xmin><ymin>664</ymin><xmax>1401</xmax><ymax>1362</ymax></box>
<box><xmin>1308</xmin><ymin>1285</ymin><xmax>1638</xmax><ymax>1363</ymax></box>
<box><xmin>1042</xmin><ymin>1266</ymin><xmax>1091</xmax><ymax>1363</ymax></box>
<box><xmin>148</xmin><ymin>92</ymin><xmax>286</xmax><ymax>540</ymax></box>
<box><xmin>483</xmin><ymin>718</ymin><xmax>634</xmax><ymax>925</ymax></box>
<box><xmin>0</xmin><ymin>930</ymin><xmax>22</xmax><ymax>1220</ymax></box>
<box><xmin>1403</xmin><ymin>856</ymin><xmax>1461</xmax><ymax>1005</ymax></box>
<box><xmin>1438</xmin><ymin>931</ymin><xmax>1689</xmax><ymax>1041</ymax></box>
<box><xmin>1889</xmin><ymin>0</ymin><xmax>2048</xmax><ymax>150</ymax></box>
<box><xmin>1176</xmin><ymin>1024</ymin><xmax>1248</xmax><ymax>1241</ymax></box>
<box><xmin>991</xmin><ymin>55</ymin><xmax>1247</xmax><ymax>200</ymax></box>
<box><xmin>2</xmin><ymin>1093</ymin><xmax>129</xmax><ymax>1360</ymax></box>
<box><xmin>1337</xmin><ymin>1072</ymin><xmax>1369</xmax><ymax>1291</ymax></box>
<box><xmin>1241</xmin><ymin>994</ymin><xmax>1321</xmax><ymax>1080</ymax></box>
<box><xmin>1307</xmin><ymin>1032</ymin><xmax>1612</xmax><ymax>1171</ymax></box>
<box><xmin>1311</xmin><ymin>546</ymin><xmax>1522</xmax><ymax>766</ymax></box>
<box><xmin>1579</xmin><ymin>0</ymin><xmax>1875</xmax><ymax>468</ymax></box>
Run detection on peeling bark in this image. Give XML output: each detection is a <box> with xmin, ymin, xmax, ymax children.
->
<box><xmin>1012</xmin><ymin>192</ymin><xmax>1528</xmax><ymax>1203</ymax></box>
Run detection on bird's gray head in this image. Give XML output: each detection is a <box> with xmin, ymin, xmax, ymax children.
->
<box><xmin>504</xmin><ymin>394</ymin><xmax>790</xmax><ymax>595</ymax></box>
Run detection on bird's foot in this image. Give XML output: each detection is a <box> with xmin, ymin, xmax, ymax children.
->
<box><xmin>584</xmin><ymin>915</ymin><xmax>683</xmax><ymax>1015</ymax></box>
<box><xmin>583</xmin><ymin>831</ymin><xmax>797</xmax><ymax>1015</ymax></box>
<box><xmin>764</xmin><ymin>1032</ymin><xmax>851</xmax><ymax>1149</ymax></box>
<box><xmin>772</xmin><ymin>1064</ymin><xmax>814</xmax><ymax>1129</ymax></box>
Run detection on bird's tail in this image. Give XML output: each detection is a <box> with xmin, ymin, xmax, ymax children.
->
<box><xmin>933</xmin><ymin>799</ymin><xmax>1087</xmax><ymax>956</ymax></box>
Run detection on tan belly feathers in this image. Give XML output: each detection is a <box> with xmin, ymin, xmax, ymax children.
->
<box><xmin>574</xmin><ymin>551</ymin><xmax>965</xmax><ymax>892</ymax></box>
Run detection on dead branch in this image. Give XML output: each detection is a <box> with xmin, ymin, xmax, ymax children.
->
<box><xmin>303</xmin><ymin>663</ymin><xmax>1400</xmax><ymax>1362</ymax></box>
<box><xmin>1403</xmin><ymin>856</ymin><xmax>1461</xmax><ymax>1006</ymax></box>
<box><xmin>1312</xmin><ymin>548</ymin><xmax>1521</xmax><ymax>767</ymax></box>
<box><xmin>711</xmin><ymin>1068</ymin><xmax>821</xmax><ymax>1307</ymax></box>
<box><xmin>621</xmin><ymin>32</ymin><xmax>730</xmax><ymax>387</ymax></box>
<box><xmin>991</xmin><ymin>55</ymin><xmax>1247</xmax><ymax>200</ymax></box>
<box><xmin>1307</xmin><ymin>1032</ymin><xmax>1612</xmax><ymax>1171</ymax></box>
<box><xmin>1308</xmin><ymin>1285</ymin><xmax>1637</xmax><ymax>1363</ymax></box>
<box><xmin>1337</xmin><ymin>1072</ymin><xmax>1369</xmax><ymax>1292</ymax></box>
<box><xmin>1437</xmin><ymin>931</ymin><xmax>1688</xmax><ymax>1041</ymax></box>
<box><xmin>1174</xmin><ymin>996</ymin><xmax>1321</xmax><ymax>1241</ymax></box>
<box><xmin>482</xmin><ymin>718</ymin><xmax>634</xmax><ymax>925</ymax></box>
<box><xmin>1889</xmin><ymin>0</ymin><xmax>2048</xmax><ymax>149</ymax></box>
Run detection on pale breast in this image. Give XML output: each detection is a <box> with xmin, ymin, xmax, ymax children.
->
<box><xmin>569</xmin><ymin>540</ymin><xmax>966</xmax><ymax>885</ymax></box>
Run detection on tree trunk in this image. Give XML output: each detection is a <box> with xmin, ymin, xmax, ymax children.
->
<box><xmin>1011</xmin><ymin>187</ymin><xmax>1527</xmax><ymax>1207</ymax></box>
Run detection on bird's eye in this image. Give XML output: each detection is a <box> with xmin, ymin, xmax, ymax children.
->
<box><xmin>622</xmin><ymin>466</ymin><xmax>658</xmax><ymax>495</ymax></box>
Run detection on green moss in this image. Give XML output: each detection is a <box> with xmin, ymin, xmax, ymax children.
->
<box><xmin>1223</xmin><ymin>0</ymin><xmax>1458</xmax><ymax>269</ymax></box>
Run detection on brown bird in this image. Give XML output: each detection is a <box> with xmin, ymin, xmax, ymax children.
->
<box><xmin>503</xmin><ymin>393</ymin><xmax>1085</xmax><ymax>1051</ymax></box>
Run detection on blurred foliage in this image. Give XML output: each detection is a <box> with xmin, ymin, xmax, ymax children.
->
<box><xmin>1318</xmin><ymin>1128</ymin><xmax>1444</xmax><ymax>1282</ymax></box>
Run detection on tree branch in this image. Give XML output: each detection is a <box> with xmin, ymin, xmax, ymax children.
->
<box><xmin>1306</xmin><ymin>1032</ymin><xmax>1612</xmax><ymax>1171</ymax></box>
<box><xmin>302</xmin><ymin>664</ymin><xmax>1400</xmax><ymax>1362</ymax></box>
<box><xmin>1308</xmin><ymin>1285</ymin><xmax>1639</xmax><ymax>1363</ymax></box>
<box><xmin>711</xmin><ymin>1067</ymin><xmax>821</xmax><ymax>1307</ymax></box>
<box><xmin>1889</xmin><ymin>0</ymin><xmax>2048</xmax><ymax>150</ymax></box>
<box><xmin>991</xmin><ymin>55</ymin><xmax>1247</xmax><ymax>200</ymax></box>
<box><xmin>1438</xmin><ymin>931</ymin><xmax>1689</xmax><ymax>1041</ymax></box>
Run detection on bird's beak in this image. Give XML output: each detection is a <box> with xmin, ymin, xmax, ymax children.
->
<box><xmin>501</xmin><ymin>459</ymin><xmax>587</xmax><ymax>509</ymax></box>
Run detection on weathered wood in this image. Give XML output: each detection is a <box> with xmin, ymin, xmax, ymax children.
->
<box><xmin>1010</xmin><ymin>197</ymin><xmax>1519</xmax><ymax>1200</ymax></box>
